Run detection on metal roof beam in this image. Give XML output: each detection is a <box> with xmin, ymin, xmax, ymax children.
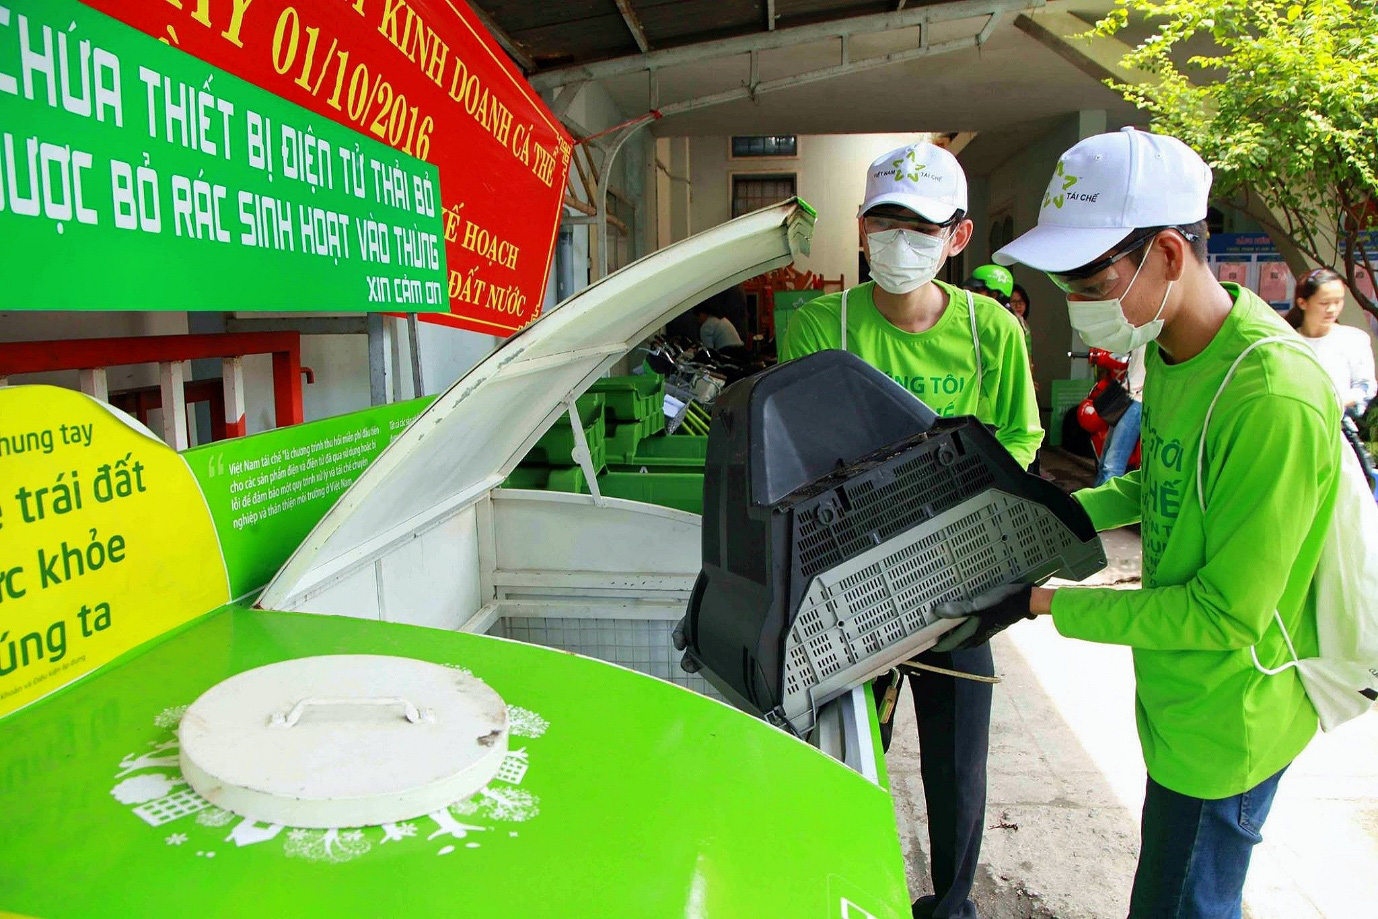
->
<box><xmin>551</xmin><ymin>80</ymin><xmax>588</xmax><ymax>118</ymax></box>
<box><xmin>939</xmin><ymin>131</ymin><xmax>979</xmax><ymax>156</ymax></box>
<box><xmin>529</xmin><ymin>0</ymin><xmax>1045</xmax><ymax>89</ymax></box>
<box><xmin>656</xmin><ymin>17</ymin><xmax>1007</xmax><ymax>119</ymax></box>
<box><xmin>1012</xmin><ymin>11</ymin><xmax>1153</xmax><ymax>87</ymax></box>
<box><xmin>461</xmin><ymin>1</ymin><xmax>536</xmax><ymax>73</ymax></box>
<box><xmin>556</xmin><ymin>113</ymin><xmax>613</xmax><ymax>152</ymax></box>
<box><xmin>614</xmin><ymin>0</ymin><xmax>652</xmax><ymax>53</ymax></box>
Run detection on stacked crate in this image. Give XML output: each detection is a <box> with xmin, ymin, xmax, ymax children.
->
<box><xmin>592</xmin><ymin>374</ymin><xmax>666</xmax><ymax>464</ymax></box>
<box><xmin>502</xmin><ymin>373</ymin><xmax>710</xmax><ymax>515</ymax></box>
<box><xmin>503</xmin><ymin>392</ymin><xmax>606</xmax><ymax>493</ymax></box>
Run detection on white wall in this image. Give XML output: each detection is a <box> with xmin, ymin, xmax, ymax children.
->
<box><xmin>236</xmin><ymin>334</ymin><xmax>374</xmax><ymax>435</ymax></box>
<box><xmin>550</xmin><ymin>82</ymin><xmax>653</xmax><ymax>298</ymax></box>
<box><xmin>965</xmin><ymin>111</ymin><xmax>1107</xmax><ymax>398</ymax></box>
<box><xmin>685</xmin><ymin>133</ymin><xmax>922</xmax><ymax>289</ymax></box>
<box><xmin>233</xmin><ymin>319</ymin><xmax>504</xmax><ymax>436</ymax></box>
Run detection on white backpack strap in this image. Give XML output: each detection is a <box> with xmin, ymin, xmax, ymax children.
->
<box><xmin>966</xmin><ymin>289</ymin><xmax>982</xmax><ymax>392</ymax></box>
<box><xmin>1251</xmin><ymin>610</ymin><xmax>1303</xmax><ymax>674</ymax></box>
<box><xmin>840</xmin><ymin>289</ymin><xmax>849</xmax><ymax>353</ymax></box>
<box><xmin>1196</xmin><ymin>335</ymin><xmax>1331</xmax><ymax>513</ymax></box>
<box><xmin>1197</xmin><ymin>334</ymin><xmax>1331</xmax><ymax>675</ymax></box>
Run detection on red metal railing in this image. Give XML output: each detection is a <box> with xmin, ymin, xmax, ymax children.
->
<box><xmin>0</xmin><ymin>332</ymin><xmax>305</xmax><ymax>449</ymax></box>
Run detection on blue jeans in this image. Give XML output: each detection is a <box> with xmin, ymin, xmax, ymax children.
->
<box><xmin>1129</xmin><ymin>767</ymin><xmax>1287</xmax><ymax>919</ymax></box>
<box><xmin>1095</xmin><ymin>398</ymin><xmax>1142</xmax><ymax>487</ymax></box>
<box><xmin>873</xmin><ymin>645</ymin><xmax>993</xmax><ymax>919</ymax></box>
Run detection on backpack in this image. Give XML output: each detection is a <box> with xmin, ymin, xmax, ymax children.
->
<box><xmin>1200</xmin><ymin>335</ymin><xmax>1378</xmax><ymax>730</ymax></box>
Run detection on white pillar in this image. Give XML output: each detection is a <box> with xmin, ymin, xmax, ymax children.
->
<box><xmin>222</xmin><ymin>357</ymin><xmax>246</xmax><ymax>437</ymax></box>
<box><xmin>78</xmin><ymin>367</ymin><xmax>109</xmax><ymax>401</ymax></box>
<box><xmin>159</xmin><ymin>360</ymin><xmax>189</xmax><ymax>450</ymax></box>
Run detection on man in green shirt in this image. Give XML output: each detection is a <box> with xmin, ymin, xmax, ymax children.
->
<box><xmin>782</xmin><ymin>141</ymin><xmax>1042</xmax><ymax>919</ymax></box>
<box><xmin>957</xmin><ymin>127</ymin><xmax>1341</xmax><ymax>917</ymax></box>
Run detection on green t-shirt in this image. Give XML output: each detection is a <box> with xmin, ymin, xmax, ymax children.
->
<box><xmin>780</xmin><ymin>280</ymin><xmax>1043</xmax><ymax>468</ymax></box>
<box><xmin>1053</xmin><ymin>284</ymin><xmax>1342</xmax><ymax>799</ymax></box>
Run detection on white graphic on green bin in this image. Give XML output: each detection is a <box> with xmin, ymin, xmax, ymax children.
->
<box><xmin>110</xmin><ymin>669</ymin><xmax>547</xmax><ymax>864</ymax></box>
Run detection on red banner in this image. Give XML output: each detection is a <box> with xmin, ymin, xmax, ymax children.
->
<box><xmin>88</xmin><ymin>0</ymin><xmax>571</xmax><ymax>336</ymax></box>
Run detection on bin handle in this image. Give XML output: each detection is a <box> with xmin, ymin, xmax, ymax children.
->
<box><xmin>269</xmin><ymin>696</ymin><xmax>435</xmax><ymax>728</ymax></box>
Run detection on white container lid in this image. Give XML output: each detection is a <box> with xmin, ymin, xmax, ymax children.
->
<box><xmin>179</xmin><ymin>655</ymin><xmax>508</xmax><ymax>829</ymax></box>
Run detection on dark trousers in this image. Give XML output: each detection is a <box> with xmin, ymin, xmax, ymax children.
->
<box><xmin>874</xmin><ymin>644</ymin><xmax>994</xmax><ymax>919</ymax></box>
<box><xmin>1129</xmin><ymin>767</ymin><xmax>1286</xmax><ymax>919</ymax></box>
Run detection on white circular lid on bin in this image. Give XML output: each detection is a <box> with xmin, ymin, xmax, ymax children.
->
<box><xmin>179</xmin><ymin>654</ymin><xmax>508</xmax><ymax>829</ymax></box>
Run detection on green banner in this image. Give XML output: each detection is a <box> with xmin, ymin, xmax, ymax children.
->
<box><xmin>0</xmin><ymin>0</ymin><xmax>447</xmax><ymax>311</ymax></box>
<box><xmin>184</xmin><ymin>397</ymin><xmax>434</xmax><ymax>598</ymax></box>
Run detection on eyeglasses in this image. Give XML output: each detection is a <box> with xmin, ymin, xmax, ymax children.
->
<box><xmin>862</xmin><ymin>212</ymin><xmax>953</xmax><ymax>236</ymax></box>
<box><xmin>1047</xmin><ymin>227</ymin><xmax>1199</xmax><ymax>299</ymax></box>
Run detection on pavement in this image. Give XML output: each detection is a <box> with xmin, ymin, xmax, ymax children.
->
<box><xmin>883</xmin><ymin>449</ymin><xmax>1378</xmax><ymax>918</ymax></box>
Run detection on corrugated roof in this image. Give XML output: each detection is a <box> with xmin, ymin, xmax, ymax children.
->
<box><xmin>475</xmin><ymin>0</ymin><xmax>964</xmax><ymax>71</ymax></box>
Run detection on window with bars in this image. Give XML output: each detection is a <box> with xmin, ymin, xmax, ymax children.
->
<box><xmin>732</xmin><ymin>173</ymin><xmax>797</xmax><ymax>218</ymax></box>
<box><xmin>731</xmin><ymin>135</ymin><xmax>798</xmax><ymax>158</ymax></box>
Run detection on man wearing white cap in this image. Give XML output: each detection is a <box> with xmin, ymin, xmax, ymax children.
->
<box><xmin>782</xmin><ymin>141</ymin><xmax>1041</xmax><ymax>919</ymax></box>
<box><xmin>940</xmin><ymin>127</ymin><xmax>1343</xmax><ymax>916</ymax></box>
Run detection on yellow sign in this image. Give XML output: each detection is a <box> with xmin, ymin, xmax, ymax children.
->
<box><xmin>0</xmin><ymin>386</ymin><xmax>230</xmax><ymax>718</ymax></box>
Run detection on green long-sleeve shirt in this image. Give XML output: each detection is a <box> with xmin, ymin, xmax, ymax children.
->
<box><xmin>1053</xmin><ymin>284</ymin><xmax>1341</xmax><ymax>799</ymax></box>
<box><xmin>780</xmin><ymin>280</ymin><xmax>1044</xmax><ymax>468</ymax></box>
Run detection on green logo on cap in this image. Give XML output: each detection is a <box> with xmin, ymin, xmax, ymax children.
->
<box><xmin>1043</xmin><ymin>161</ymin><xmax>1080</xmax><ymax>209</ymax></box>
<box><xmin>892</xmin><ymin>148</ymin><xmax>927</xmax><ymax>183</ymax></box>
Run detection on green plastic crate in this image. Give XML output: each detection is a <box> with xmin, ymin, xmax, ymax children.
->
<box><xmin>503</xmin><ymin>465</ymin><xmax>703</xmax><ymax>515</ymax></box>
<box><xmin>606</xmin><ymin>413</ymin><xmax>668</xmax><ymax>464</ymax></box>
<box><xmin>611</xmin><ymin>433</ymin><xmax>708</xmax><ymax>472</ymax></box>
<box><xmin>635</xmin><ymin>434</ymin><xmax>707</xmax><ymax>462</ymax></box>
<box><xmin>772</xmin><ymin>289</ymin><xmax>825</xmax><ymax>342</ymax></box>
<box><xmin>605</xmin><ymin>420</ymin><xmax>643</xmax><ymax>465</ymax></box>
<box><xmin>501</xmin><ymin>466</ymin><xmax>550</xmax><ymax>490</ymax></box>
<box><xmin>547</xmin><ymin>465</ymin><xmax>591</xmax><ymax>495</ymax></box>
<box><xmin>599</xmin><ymin>471</ymin><xmax>704</xmax><ymax>515</ymax></box>
<box><xmin>565</xmin><ymin>391</ymin><xmax>605</xmax><ymax>426</ymax></box>
<box><xmin>1048</xmin><ymin>379</ymin><xmax>1088</xmax><ymax>448</ymax></box>
<box><xmin>528</xmin><ymin>412</ymin><xmax>606</xmax><ymax>469</ymax></box>
<box><xmin>590</xmin><ymin>374</ymin><xmax>664</xmax><ymax>423</ymax></box>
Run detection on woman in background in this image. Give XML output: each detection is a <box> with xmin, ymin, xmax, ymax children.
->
<box><xmin>1286</xmin><ymin>268</ymin><xmax>1376</xmax><ymax>415</ymax></box>
<box><xmin>1009</xmin><ymin>283</ymin><xmax>1032</xmax><ymax>356</ymax></box>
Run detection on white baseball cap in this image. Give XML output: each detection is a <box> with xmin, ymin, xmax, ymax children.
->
<box><xmin>858</xmin><ymin>141</ymin><xmax>968</xmax><ymax>224</ymax></box>
<box><xmin>994</xmin><ymin>127</ymin><xmax>1212</xmax><ymax>272</ymax></box>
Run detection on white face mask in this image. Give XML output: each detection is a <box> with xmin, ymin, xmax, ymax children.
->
<box><xmin>1067</xmin><ymin>250</ymin><xmax>1172</xmax><ymax>353</ymax></box>
<box><xmin>866</xmin><ymin>228</ymin><xmax>949</xmax><ymax>294</ymax></box>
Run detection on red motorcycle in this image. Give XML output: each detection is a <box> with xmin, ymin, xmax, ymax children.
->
<box><xmin>1065</xmin><ymin>349</ymin><xmax>1141</xmax><ymax>472</ymax></box>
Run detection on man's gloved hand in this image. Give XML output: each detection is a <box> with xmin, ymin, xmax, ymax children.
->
<box><xmin>931</xmin><ymin>583</ymin><xmax>1035</xmax><ymax>652</ymax></box>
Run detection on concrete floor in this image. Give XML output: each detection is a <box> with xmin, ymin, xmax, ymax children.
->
<box><xmin>883</xmin><ymin>450</ymin><xmax>1378</xmax><ymax>918</ymax></box>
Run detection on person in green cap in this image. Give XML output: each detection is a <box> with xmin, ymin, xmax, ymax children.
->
<box><xmin>963</xmin><ymin>263</ymin><xmax>1015</xmax><ymax>306</ymax></box>
<box><xmin>965</xmin><ymin>263</ymin><xmax>1033</xmax><ymax>361</ymax></box>
<box><xmin>943</xmin><ymin>127</ymin><xmax>1345</xmax><ymax>918</ymax></box>
<box><xmin>782</xmin><ymin>140</ymin><xmax>1041</xmax><ymax>919</ymax></box>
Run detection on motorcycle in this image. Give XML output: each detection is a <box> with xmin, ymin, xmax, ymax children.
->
<box><xmin>640</xmin><ymin>337</ymin><xmax>769</xmax><ymax>434</ymax></box>
<box><xmin>1065</xmin><ymin>349</ymin><xmax>1141</xmax><ymax>473</ymax></box>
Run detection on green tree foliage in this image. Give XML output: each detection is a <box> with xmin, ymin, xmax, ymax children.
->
<box><xmin>1090</xmin><ymin>0</ymin><xmax>1378</xmax><ymax>315</ymax></box>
